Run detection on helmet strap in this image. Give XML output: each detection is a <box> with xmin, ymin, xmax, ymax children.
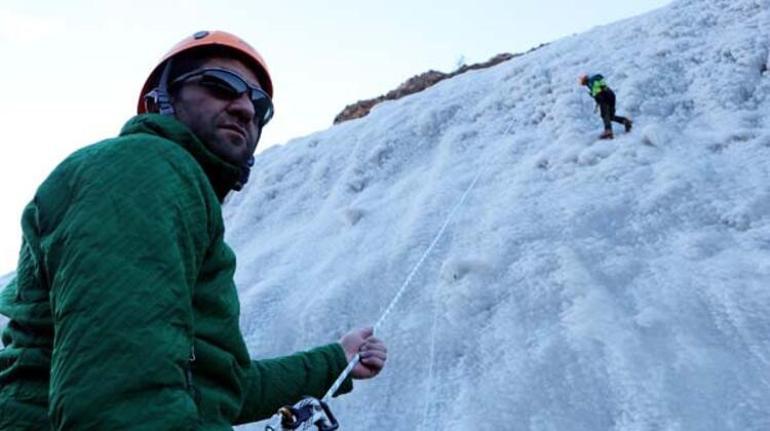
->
<box><xmin>233</xmin><ymin>156</ymin><xmax>255</xmax><ymax>191</ymax></box>
<box><xmin>144</xmin><ymin>59</ymin><xmax>175</xmax><ymax>115</ymax></box>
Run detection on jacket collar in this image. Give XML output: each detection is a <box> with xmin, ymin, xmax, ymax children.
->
<box><xmin>120</xmin><ymin>114</ymin><xmax>248</xmax><ymax>201</ymax></box>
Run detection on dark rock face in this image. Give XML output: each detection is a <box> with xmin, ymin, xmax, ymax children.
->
<box><xmin>333</xmin><ymin>45</ymin><xmax>546</xmax><ymax>124</ymax></box>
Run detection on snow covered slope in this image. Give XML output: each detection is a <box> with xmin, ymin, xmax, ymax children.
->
<box><xmin>225</xmin><ymin>0</ymin><xmax>770</xmax><ymax>429</ymax></box>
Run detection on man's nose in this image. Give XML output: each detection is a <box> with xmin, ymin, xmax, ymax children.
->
<box><xmin>227</xmin><ymin>92</ymin><xmax>256</xmax><ymax>122</ymax></box>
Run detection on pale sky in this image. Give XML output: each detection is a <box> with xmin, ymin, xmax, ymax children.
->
<box><xmin>0</xmin><ymin>0</ymin><xmax>671</xmax><ymax>273</ymax></box>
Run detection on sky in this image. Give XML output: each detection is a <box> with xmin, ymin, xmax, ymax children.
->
<box><xmin>0</xmin><ymin>0</ymin><xmax>671</xmax><ymax>272</ymax></box>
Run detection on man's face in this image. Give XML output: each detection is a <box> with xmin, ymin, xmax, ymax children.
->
<box><xmin>172</xmin><ymin>57</ymin><xmax>263</xmax><ymax>166</ymax></box>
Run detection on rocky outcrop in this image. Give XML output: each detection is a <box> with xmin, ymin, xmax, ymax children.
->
<box><xmin>333</xmin><ymin>44</ymin><xmax>546</xmax><ymax>124</ymax></box>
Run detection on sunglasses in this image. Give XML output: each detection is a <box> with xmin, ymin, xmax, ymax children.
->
<box><xmin>171</xmin><ymin>67</ymin><xmax>274</xmax><ymax>127</ymax></box>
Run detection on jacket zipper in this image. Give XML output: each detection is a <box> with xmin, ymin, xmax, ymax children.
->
<box><xmin>186</xmin><ymin>345</ymin><xmax>196</xmax><ymax>385</ymax></box>
<box><xmin>186</xmin><ymin>345</ymin><xmax>201</xmax><ymax>405</ymax></box>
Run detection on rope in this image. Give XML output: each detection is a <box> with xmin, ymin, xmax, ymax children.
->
<box><xmin>373</xmin><ymin>172</ymin><xmax>482</xmax><ymax>333</ymax></box>
<box><xmin>322</xmin><ymin>169</ymin><xmax>484</xmax><ymax>402</ymax></box>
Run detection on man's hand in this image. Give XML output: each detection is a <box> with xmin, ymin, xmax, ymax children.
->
<box><xmin>339</xmin><ymin>326</ymin><xmax>387</xmax><ymax>379</ymax></box>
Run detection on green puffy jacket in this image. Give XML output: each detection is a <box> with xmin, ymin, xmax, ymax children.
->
<box><xmin>0</xmin><ymin>114</ymin><xmax>352</xmax><ymax>430</ymax></box>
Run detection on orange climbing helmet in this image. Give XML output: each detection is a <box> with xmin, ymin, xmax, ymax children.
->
<box><xmin>137</xmin><ymin>30</ymin><xmax>273</xmax><ymax>114</ymax></box>
<box><xmin>578</xmin><ymin>73</ymin><xmax>589</xmax><ymax>86</ymax></box>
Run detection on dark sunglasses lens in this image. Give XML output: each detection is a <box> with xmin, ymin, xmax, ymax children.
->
<box><xmin>199</xmin><ymin>75</ymin><xmax>241</xmax><ymax>99</ymax></box>
<box><xmin>251</xmin><ymin>94</ymin><xmax>274</xmax><ymax>125</ymax></box>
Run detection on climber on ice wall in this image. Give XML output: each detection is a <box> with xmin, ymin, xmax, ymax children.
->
<box><xmin>579</xmin><ymin>73</ymin><xmax>633</xmax><ymax>139</ymax></box>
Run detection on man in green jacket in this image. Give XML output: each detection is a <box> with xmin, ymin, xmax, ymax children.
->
<box><xmin>0</xmin><ymin>30</ymin><xmax>387</xmax><ymax>430</ymax></box>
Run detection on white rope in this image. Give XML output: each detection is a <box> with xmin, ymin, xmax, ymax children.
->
<box><xmin>503</xmin><ymin>120</ymin><xmax>516</xmax><ymax>136</ymax></box>
<box><xmin>322</xmin><ymin>169</ymin><xmax>483</xmax><ymax>402</ymax></box>
<box><xmin>374</xmin><ymin>172</ymin><xmax>482</xmax><ymax>332</ymax></box>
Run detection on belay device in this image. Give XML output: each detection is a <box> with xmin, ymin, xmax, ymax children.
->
<box><xmin>264</xmin><ymin>397</ymin><xmax>338</xmax><ymax>431</ymax></box>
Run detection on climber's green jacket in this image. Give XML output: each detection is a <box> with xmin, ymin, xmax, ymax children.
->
<box><xmin>0</xmin><ymin>114</ymin><xmax>352</xmax><ymax>430</ymax></box>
